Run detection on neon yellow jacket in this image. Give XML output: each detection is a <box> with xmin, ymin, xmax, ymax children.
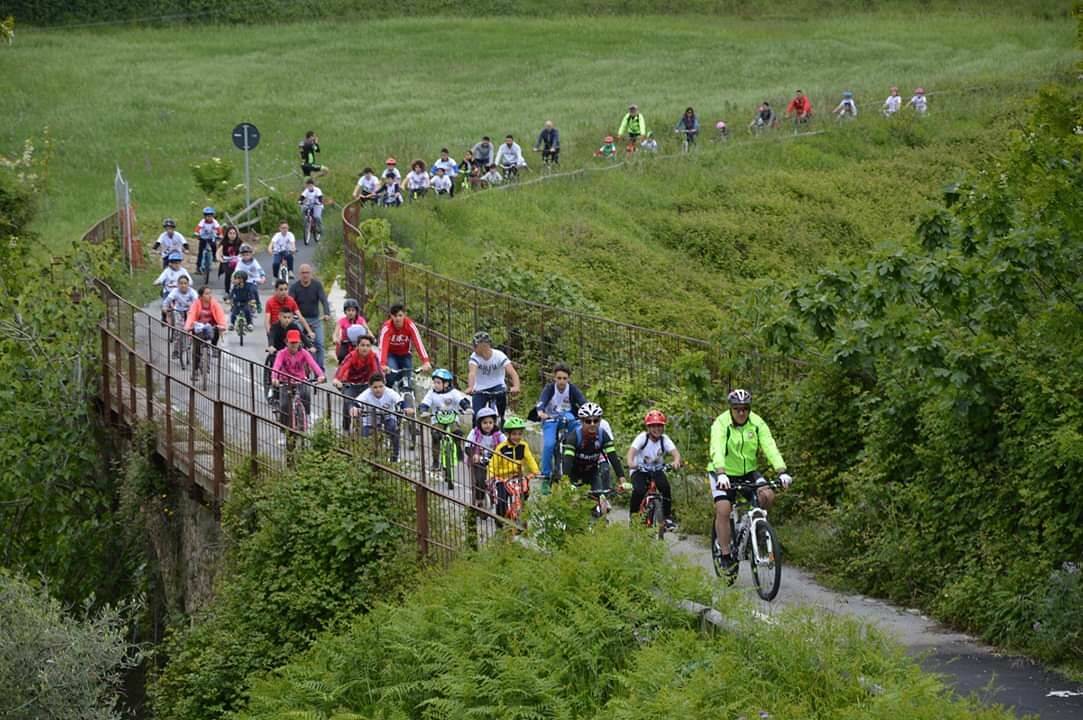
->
<box><xmin>488</xmin><ymin>440</ymin><xmax>539</xmax><ymax>481</ymax></box>
<box><xmin>618</xmin><ymin>112</ymin><xmax>647</xmax><ymax>137</ymax></box>
<box><xmin>708</xmin><ymin>411</ymin><xmax>786</xmax><ymax>477</ymax></box>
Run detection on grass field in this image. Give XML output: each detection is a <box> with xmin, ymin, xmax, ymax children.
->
<box><xmin>3</xmin><ymin>10</ymin><xmax>1076</xmax><ymax>254</ymax></box>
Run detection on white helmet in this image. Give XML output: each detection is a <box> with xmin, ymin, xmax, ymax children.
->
<box><xmin>577</xmin><ymin>402</ymin><xmax>603</xmax><ymax>419</ymax></box>
<box><xmin>727</xmin><ymin>388</ymin><xmax>752</xmax><ymax>406</ymax></box>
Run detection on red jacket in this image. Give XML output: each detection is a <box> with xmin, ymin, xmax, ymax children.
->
<box><xmin>787</xmin><ymin>95</ymin><xmax>812</xmax><ymax>116</ymax></box>
<box><xmin>378</xmin><ymin>317</ymin><xmax>430</xmax><ymax>365</ymax></box>
<box><xmin>335</xmin><ymin>348</ymin><xmax>381</xmax><ymax>385</ymax></box>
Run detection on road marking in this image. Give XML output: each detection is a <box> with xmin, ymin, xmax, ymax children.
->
<box><xmin>1047</xmin><ymin>690</ymin><xmax>1083</xmax><ymax>698</ymax></box>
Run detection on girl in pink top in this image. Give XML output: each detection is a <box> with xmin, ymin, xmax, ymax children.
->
<box><xmin>333</xmin><ymin>298</ymin><xmax>369</xmax><ymax>363</ymax></box>
<box><xmin>271</xmin><ymin>329</ymin><xmax>326</xmax><ymax>426</ymax></box>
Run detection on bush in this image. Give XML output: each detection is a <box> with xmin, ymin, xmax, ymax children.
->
<box><xmin>189</xmin><ymin>157</ymin><xmax>234</xmax><ymax>200</ymax></box>
<box><xmin>150</xmin><ymin>434</ymin><xmax>416</xmax><ymax>720</ymax></box>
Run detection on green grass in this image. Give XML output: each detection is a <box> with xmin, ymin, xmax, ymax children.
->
<box><xmin>2</xmin><ymin>10</ymin><xmax>1076</xmax><ymax>257</ymax></box>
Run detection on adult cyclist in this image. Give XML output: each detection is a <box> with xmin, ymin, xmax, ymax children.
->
<box><xmin>708</xmin><ymin>389</ymin><xmax>792</xmax><ymax>570</ymax></box>
<box><xmin>560</xmin><ymin>402</ymin><xmax>626</xmax><ymax>512</ymax></box>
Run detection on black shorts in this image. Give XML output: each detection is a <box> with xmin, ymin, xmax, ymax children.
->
<box><xmin>301</xmin><ymin>163</ymin><xmax>323</xmax><ymax>176</ymax></box>
<box><xmin>712</xmin><ymin>471</ymin><xmax>764</xmax><ymax>504</ymax></box>
<box><xmin>627</xmin><ymin>133</ymin><xmax>641</xmax><ymax>143</ymax></box>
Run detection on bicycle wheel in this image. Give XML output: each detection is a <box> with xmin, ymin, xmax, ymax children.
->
<box><xmin>200</xmin><ymin>344</ymin><xmax>209</xmax><ymax>391</ymax></box>
<box><xmin>202</xmin><ymin>250</ymin><xmax>211</xmax><ymax>285</ymax></box>
<box><xmin>292</xmin><ymin>391</ymin><xmax>309</xmax><ymax>433</ymax></box>
<box><xmin>749</xmin><ymin>520</ymin><xmax>782</xmax><ymax>601</ymax></box>
<box><xmin>652</xmin><ymin>498</ymin><xmax>666</xmax><ymax>540</ymax></box>
<box><xmin>440</xmin><ymin>436</ymin><xmax>455</xmax><ymax>490</ymax></box>
<box><xmin>709</xmin><ymin>525</ymin><xmax>739</xmax><ymax>584</ymax></box>
<box><xmin>237</xmin><ymin>317</ymin><xmax>246</xmax><ymax>346</ymax></box>
<box><xmin>177</xmin><ymin>332</ymin><xmax>189</xmax><ymax>371</ymax></box>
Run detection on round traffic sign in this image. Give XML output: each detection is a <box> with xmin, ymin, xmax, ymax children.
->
<box><xmin>231</xmin><ymin>122</ymin><xmax>260</xmax><ymax>151</ymax></box>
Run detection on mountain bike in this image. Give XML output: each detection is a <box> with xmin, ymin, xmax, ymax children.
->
<box><xmin>675</xmin><ymin>128</ymin><xmax>697</xmax><ymax>152</ymax></box>
<box><xmin>634</xmin><ymin>463</ymin><xmax>673</xmax><ymax>540</ymax></box>
<box><xmin>279</xmin><ymin>381</ymin><xmax>310</xmax><ymax>452</ymax></box>
<box><xmin>233</xmin><ymin>300</ymin><xmax>255</xmax><ymax>346</ymax></box>
<box><xmin>432</xmin><ymin>409</ymin><xmax>462</xmax><ymax>491</ymax></box>
<box><xmin>710</xmin><ymin>478</ymin><xmax>782</xmax><ymax>601</ymax></box>
<box><xmin>191</xmin><ymin>330</ymin><xmax>212</xmax><ymax>391</ymax></box>
<box><xmin>197</xmin><ymin>243</ymin><xmax>214</xmax><ymax>285</ymax></box>
<box><xmin>170</xmin><ymin>309</ymin><xmax>190</xmax><ymax>370</ymax></box>
<box><xmin>356</xmin><ymin>405</ymin><xmax>400</xmax><ymax>462</ymax></box>
<box><xmin>543</xmin><ymin>411</ymin><xmax>577</xmax><ymax>490</ymax></box>
<box><xmin>498</xmin><ymin>473</ymin><xmax>531</xmax><ymax>522</ymax></box>
<box><xmin>276</xmin><ymin>252</ymin><xmax>292</xmax><ymax>284</ymax></box>
<box><xmin>387</xmin><ymin>367</ymin><xmax>423</xmax><ymax>453</ymax></box>
<box><xmin>500</xmin><ymin>162</ymin><xmax>520</xmax><ymax>183</ymax></box>
<box><xmin>302</xmin><ymin>204</ymin><xmax>321</xmax><ymax>246</ymax></box>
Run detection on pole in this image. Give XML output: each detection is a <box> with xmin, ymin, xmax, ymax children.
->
<box><xmin>243</xmin><ymin>125</ymin><xmax>252</xmax><ymax>211</ymax></box>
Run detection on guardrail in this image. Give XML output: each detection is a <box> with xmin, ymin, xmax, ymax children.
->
<box><xmin>96</xmin><ymin>280</ymin><xmax>522</xmax><ymax>563</ymax></box>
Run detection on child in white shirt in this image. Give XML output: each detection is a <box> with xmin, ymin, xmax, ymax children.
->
<box><xmin>906</xmin><ymin>87</ymin><xmax>928</xmax><ymax>114</ymax></box>
<box><xmin>882</xmin><ymin>86</ymin><xmax>902</xmax><ymax>116</ymax></box>
<box><xmin>432</xmin><ymin>167</ymin><xmax>453</xmax><ymax>195</ymax></box>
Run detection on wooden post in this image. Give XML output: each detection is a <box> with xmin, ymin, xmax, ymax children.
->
<box><xmin>416</xmin><ymin>484</ymin><xmax>430</xmax><ymax>560</ymax></box>
<box><xmin>113</xmin><ymin>331</ymin><xmax>123</xmax><ymax>422</ymax></box>
<box><xmin>128</xmin><ymin>351</ymin><xmax>137</xmax><ymax>419</ymax></box>
<box><xmin>213</xmin><ymin>400</ymin><xmax>225</xmax><ymax>502</ymax></box>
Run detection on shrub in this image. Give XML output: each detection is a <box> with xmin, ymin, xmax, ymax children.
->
<box><xmin>189</xmin><ymin>157</ymin><xmax>234</xmax><ymax>200</ymax></box>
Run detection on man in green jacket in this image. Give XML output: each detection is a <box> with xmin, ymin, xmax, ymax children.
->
<box><xmin>708</xmin><ymin>388</ymin><xmax>792</xmax><ymax>568</ymax></box>
<box><xmin>617</xmin><ymin>104</ymin><xmax>647</xmax><ymax>153</ymax></box>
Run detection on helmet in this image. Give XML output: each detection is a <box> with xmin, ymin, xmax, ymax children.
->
<box><xmin>432</xmin><ymin>368</ymin><xmax>454</xmax><ymax>383</ymax></box>
<box><xmin>346</xmin><ymin>325</ymin><xmax>368</xmax><ymax>345</ymax></box>
<box><xmin>577</xmin><ymin>402</ymin><xmax>603</xmax><ymax>419</ymax></box>
<box><xmin>644</xmin><ymin>410</ymin><xmax>667</xmax><ymax>426</ymax></box>
<box><xmin>343</xmin><ymin>298</ymin><xmax>361</xmax><ymax>312</ymax></box>
<box><xmin>232</xmin><ymin>269</ymin><xmax>248</xmax><ymax>281</ymax></box>
<box><xmin>843</xmin><ymin>91</ymin><xmax>853</xmax><ymax>98</ymax></box>
<box><xmin>715</xmin><ymin>121</ymin><xmax>727</xmax><ymax>130</ymax></box>
<box><xmin>604</xmin><ymin>135</ymin><xmax>614</xmax><ymax>143</ymax></box>
<box><xmin>385</xmin><ymin>157</ymin><xmax>397</xmax><ymax>166</ymax></box>
<box><xmin>202</xmin><ymin>206</ymin><xmax>215</xmax><ymax>215</ymax></box>
<box><xmin>239</xmin><ymin>243</ymin><xmax>253</xmax><ymax>253</ymax></box>
<box><xmin>915</xmin><ymin>87</ymin><xmax>925</xmax><ymax>94</ymax></box>
<box><xmin>472</xmin><ymin>330</ymin><xmax>492</xmax><ymax>346</ymax></box>
<box><xmin>162</xmin><ymin>218</ymin><xmax>176</xmax><ymax>228</ymax></box>
<box><xmin>502</xmin><ymin>415</ymin><xmax>526</xmax><ymax>430</ymax></box>
<box><xmin>476</xmin><ymin>406</ymin><xmax>499</xmax><ymax>422</ymax></box>
<box><xmin>167</xmin><ymin>251</ymin><xmax>183</xmax><ymax>262</ymax></box>
<box><xmin>727</xmin><ymin>388</ymin><xmax>752</xmax><ymax>406</ymax></box>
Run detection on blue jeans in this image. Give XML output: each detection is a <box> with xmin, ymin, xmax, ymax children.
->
<box><xmin>305</xmin><ymin>315</ymin><xmax>325</xmax><ymax>370</ymax></box>
<box><xmin>386</xmin><ymin>353</ymin><xmax>414</xmax><ymax>389</ymax></box>
<box><xmin>541</xmin><ymin>411</ymin><xmax>579</xmax><ymax>478</ymax></box>
<box><xmin>272</xmin><ymin>251</ymin><xmax>293</xmax><ymax>279</ymax></box>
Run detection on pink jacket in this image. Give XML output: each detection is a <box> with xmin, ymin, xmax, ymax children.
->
<box><xmin>272</xmin><ymin>347</ymin><xmax>323</xmax><ymax>384</ymax></box>
<box><xmin>184</xmin><ymin>297</ymin><xmax>227</xmax><ymax>331</ymax></box>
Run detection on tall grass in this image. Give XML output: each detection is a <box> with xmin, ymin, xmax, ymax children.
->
<box><xmin>2</xmin><ymin>12</ymin><xmax>1076</xmax><ymax>249</ymax></box>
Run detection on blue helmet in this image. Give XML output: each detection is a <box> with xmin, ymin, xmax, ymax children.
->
<box><xmin>432</xmin><ymin>368</ymin><xmax>454</xmax><ymax>383</ymax></box>
<box><xmin>167</xmin><ymin>251</ymin><xmax>183</xmax><ymax>262</ymax></box>
<box><xmin>202</xmin><ymin>206</ymin><xmax>215</xmax><ymax>215</ymax></box>
<box><xmin>842</xmin><ymin>91</ymin><xmax>853</xmax><ymax>99</ymax></box>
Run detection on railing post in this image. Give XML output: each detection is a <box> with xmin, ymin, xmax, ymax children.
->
<box><xmin>128</xmin><ymin>351</ymin><xmax>137</xmax><ymax>419</ymax></box>
<box><xmin>113</xmin><ymin>329</ymin><xmax>123</xmax><ymax>422</ymax></box>
<box><xmin>100</xmin><ymin>329</ymin><xmax>111</xmax><ymax>420</ymax></box>
<box><xmin>145</xmin><ymin>363</ymin><xmax>153</xmax><ymax>421</ymax></box>
<box><xmin>187</xmin><ymin>386</ymin><xmax>197</xmax><ymax>486</ymax></box>
<box><xmin>416</xmin><ymin>483</ymin><xmax>430</xmax><ymax>560</ymax></box>
<box><xmin>213</xmin><ymin>399</ymin><xmax>225</xmax><ymax>502</ymax></box>
<box><xmin>165</xmin><ymin>375</ymin><xmax>174</xmax><ymax>467</ymax></box>
<box><xmin>249</xmin><ymin>412</ymin><xmax>258</xmax><ymax>479</ymax></box>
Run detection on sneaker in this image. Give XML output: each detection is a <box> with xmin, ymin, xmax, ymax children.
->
<box><xmin>720</xmin><ymin>554</ymin><xmax>735</xmax><ymax>569</ymax></box>
<box><xmin>228</xmin><ymin>323</ymin><xmax>235</xmax><ymax>331</ymax></box>
<box><xmin>664</xmin><ymin>518</ymin><xmax>678</xmax><ymax>531</ymax></box>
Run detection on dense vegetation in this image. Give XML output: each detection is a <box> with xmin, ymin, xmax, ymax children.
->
<box><xmin>237</xmin><ymin>526</ymin><xmax>1015</xmax><ymax>720</ymax></box>
<box><xmin>151</xmin><ymin>432</ymin><xmax>416</xmax><ymax>720</ymax></box>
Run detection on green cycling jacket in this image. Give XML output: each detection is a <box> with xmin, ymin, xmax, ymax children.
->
<box><xmin>708</xmin><ymin>410</ymin><xmax>786</xmax><ymax>477</ymax></box>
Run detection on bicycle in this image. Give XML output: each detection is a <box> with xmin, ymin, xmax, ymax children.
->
<box><xmin>675</xmin><ymin>128</ymin><xmax>697</xmax><ymax>152</ymax></box>
<box><xmin>387</xmin><ymin>367</ymin><xmax>423</xmax><ymax>454</ymax></box>
<box><xmin>431</xmin><ymin>409</ymin><xmax>462</xmax><ymax>491</ymax></box>
<box><xmin>197</xmin><ymin>243</ymin><xmax>214</xmax><ymax>286</ymax></box>
<box><xmin>710</xmin><ymin>478</ymin><xmax>783</xmax><ymax>601</ymax></box>
<box><xmin>191</xmin><ymin>330</ymin><xmax>212</xmax><ymax>391</ymax></box>
<box><xmin>233</xmin><ymin>300</ymin><xmax>255</xmax><ymax>347</ymax></box>
<box><xmin>500</xmin><ymin>162</ymin><xmax>520</xmax><ymax>183</ymax></box>
<box><xmin>279</xmin><ymin>381</ymin><xmax>311</xmax><ymax>452</ymax></box>
<box><xmin>634</xmin><ymin>463</ymin><xmax>674</xmax><ymax>540</ymax></box>
<box><xmin>302</xmin><ymin>204</ymin><xmax>321</xmax><ymax>246</ymax></box>
<box><xmin>276</xmin><ymin>253</ymin><xmax>291</xmax><ymax>284</ymax></box>
<box><xmin>543</xmin><ymin>411</ymin><xmax>577</xmax><ymax>489</ymax></box>
<box><xmin>497</xmin><ymin>472</ymin><xmax>532</xmax><ymax>522</ymax></box>
<box><xmin>169</xmin><ymin>309</ymin><xmax>190</xmax><ymax>370</ymax></box>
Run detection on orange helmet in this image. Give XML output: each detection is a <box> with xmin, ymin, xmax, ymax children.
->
<box><xmin>385</xmin><ymin>157</ymin><xmax>397</xmax><ymax>165</ymax></box>
<box><xmin>643</xmin><ymin>410</ymin><xmax>666</xmax><ymax>426</ymax></box>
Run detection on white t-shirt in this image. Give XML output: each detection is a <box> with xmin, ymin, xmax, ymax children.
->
<box><xmin>481</xmin><ymin>170</ymin><xmax>503</xmax><ymax>185</ymax></box>
<box><xmin>164</xmin><ymin>286</ymin><xmax>198</xmax><ymax>313</ymax></box>
<box><xmin>155</xmin><ymin>231</ymin><xmax>187</xmax><ymax>257</ymax></box>
<box><xmin>470</xmin><ymin>349</ymin><xmax>510</xmax><ymax>392</ymax></box>
<box><xmin>405</xmin><ymin>170</ymin><xmax>430</xmax><ymax>190</ymax></box>
<box><xmin>432</xmin><ymin>174</ymin><xmax>452</xmax><ymax>193</ymax></box>
<box><xmin>382</xmin><ymin>167</ymin><xmax>402</xmax><ymax>181</ymax></box>
<box><xmin>269</xmin><ymin>231</ymin><xmax>296</xmax><ymax>254</ymax></box>
<box><xmin>420</xmin><ymin>388</ymin><xmax>470</xmax><ymax>414</ymax></box>
<box><xmin>543</xmin><ymin>385</ymin><xmax>572</xmax><ymax>415</ymax></box>
<box><xmin>357</xmin><ymin>387</ymin><xmax>403</xmax><ymax>413</ymax></box>
<box><xmin>357</xmin><ymin>175</ymin><xmax>380</xmax><ymax>194</ymax></box>
<box><xmin>910</xmin><ymin>95</ymin><xmax>927</xmax><ymax>113</ymax></box>
<box><xmin>630</xmin><ymin>432</ymin><xmax>677</xmax><ymax>470</ymax></box>
<box><xmin>883</xmin><ymin>95</ymin><xmax>901</xmax><ymax>114</ymax></box>
<box><xmin>300</xmin><ymin>186</ymin><xmax>324</xmax><ymax>208</ymax></box>
<box><xmin>154</xmin><ymin>266</ymin><xmax>192</xmax><ymax>294</ymax></box>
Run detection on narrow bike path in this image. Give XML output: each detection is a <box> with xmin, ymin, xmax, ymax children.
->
<box><xmin>609</xmin><ymin>508</ymin><xmax>1083</xmax><ymax>719</ymax></box>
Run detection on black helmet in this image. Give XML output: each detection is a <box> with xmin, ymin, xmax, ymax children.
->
<box><xmin>162</xmin><ymin>218</ymin><xmax>177</xmax><ymax>228</ymax></box>
<box><xmin>343</xmin><ymin>298</ymin><xmax>361</xmax><ymax>312</ymax></box>
<box><xmin>472</xmin><ymin>330</ymin><xmax>492</xmax><ymax>346</ymax></box>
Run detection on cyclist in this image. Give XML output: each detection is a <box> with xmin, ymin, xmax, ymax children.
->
<box><xmin>906</xmin><ymin>87</ymin><xmax>928</xmax><ymax>114</ymax></box>
<box><xmin>353</xmin><ymin>167</ymin><xmax>381</xmax><ymax>205</ymax></box>
<box><xmin>271</xmin><ymin>328</ymin><xmax>326</xmax><ymax>426</ymax></box>
<box><xmin>708</xmin><ymin>388</ymin><xmax>792</xmax><ymax>570</ymax></box>
<box><xmin>267</xmin><ymin>220</ymin><xmax>296</xmax><ymax>282</ymax></box>
<box><xmin>353</xmin><ymin>374</ymin><xmax>410</xmax><ymax>461</ymax></box>
<box><xmin>332</xmin><ymin>329</ymin><xmax>381</xmax><ymax>432</ymax></box>
<box><xmin>494</xmin><ymin>135</ymin><xmax>526</xmax><ymax>178</ymax></box>
<box><xmin>487</xmin><ymin>415</ymin><xmax>538</xmax><ymax>519</ymax></box>
<box><xmin>298</xmin><ymin>178</ymin><xmax>324</xmax><ymax>242</ymax></box>
<box><xmin>376</xmin><ymin>175</ymin><xmax>404</xmax><ymax>207</ymax></box>
<box><xmin>627</xmin><ymin>410</ymin><xmax>682</xmax><ymax>531</ymax></box>
<box><xmin>184</xmin><ymin>285</ymin><xmax>227</xmax><ymax>377</ymax></box>
<box><xmin>832</xmin><ymin>91</ymin><xmax>858</xmax><ymax>119</ymax></box>
<box><xmin>265</xmin><ymin>279</ymin><xmax>313</xmax><ymax>346</ymax></box>
<box><xmin>466</xmin><ymin>331</ymin><xmax>520</xmax><ymax>423</ymax></box>
<box><xmin>154</xmin><ymin>251</ymin><xmax>192</xmax><ymax>321</ymax></box>
<box><xmin>594</xmin><ymin>135</ymin><xmax>618</xmax><ymax>159</ymax></box>
<box><xmin>466</xmin><ymin>406</ymin><xmax>506</xmax><ymax>506</ymax></box>
<box><xmin>333</xmin><ymin>298</ymin><xmax>370</xmax><ymax>363</ymax></box>
<box><xmin>480</xmin><ymin>164</ymin><xmax>503</xmax><ymax>187</ymax></box>
<box><xmin>430</xmin><ymin>148</ymin><xmax>459</xmax><ymax>190</ymax></box>
<box><xmin>533</xmin><ymin>362</ymin><xmax>586</xmax><ymax>492</ymax></box>
<box><xmin>432</xmin><ymin>167</ymin><xmax>453</xmax><ymax>196</ymax></box>
<box><xmin>265</xmin><ymin>307</ymin><xmax>311</xmax><ymax>398</ymax></box>
<box><xmin>227</xmin><ymin>270</ymin><xmax>258</xmax><ymax>332</ymax></box>
<box><xmin>418</xmin><ymin>368</ymin><xmax>472</xmax><ymax>473</ymax></box>
<box><xmin>299</xmin><ymin>130</ymin><xmax>328</xmax><ymax>178</ymax></box>
<box><xmin>193</xmin><ymin>207</ymin><xmax>222</xmax><ymax>275</ymax></box>
<box><xmin>152</xmin><ymin>218</ymin><xmax>188</xmax><ymax>268</ymax></box>
<box><xmin>748</xmin><ymin>101</ymin><xmax>776</xmax><ymax>133</ymax></box>
<box><xmin>785</xmin><ymin>89</ymin><xmax>813</xmax><ymax>126</ymax></box>
<box><xmin>233</xmin><ymin>244</ymin><xmax>266</xmax><ymax>312</ymax></box>
<box><xmin>882</xmin><ymin>86</ymin><xmax>902</xmax><ymax>116</ymax></box>
<box><xmin>559</xmin><ymin>402</ymin><xmax>626</xmax><ymax>507</ymax></box>
<box><xmin>674</xmin><ymin>106</ymin><xmax>700</xmax><ymax>148</ymax></box>
<box><xmin>459</xmin><ymin>151</ymin><xmax>481</xmax><ymax>191</ymax></box>
<box><xmin>218</xmin><ymin>226</ymin><xmax>242</xmax><ymax>298</ymax></box>
<box><xmin>382</xmin><ymin>157</ymin><xmax>402</xmax><ymax>181</ymax></box>
<box><xmin>162</xmin><ymin>275</ymin><xmax>198</xmax><ymax>356</ymax></box>
<box><xmin>617</xmin><ymin>104</ymin><xmax>648</xmax><ymax>154</ymax></box>
<box><xmin>639</xmin><ymin>131</ymin><xmax>659</xmax><ymax>152</ymax></box>
<box><xmin>533</xmin><ymin>120</ymin><xmax>560</xmax><ymax>166</ymax></box>
<box><xmin>471</xmin><ymin>136</ymin><xmax>495</xmax><ymax>168</ymax></box>
<box><xmin>378</xmin><ymin>303</ymin><xmax>433</xmax><ymax>391</ymax></box>
<box><xmin>404</xmin><ymin>160</ymin><xmax>431</xmax><ymax>200</ymax></box>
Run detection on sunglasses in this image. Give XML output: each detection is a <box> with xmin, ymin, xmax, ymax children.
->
<box><xmin>581</xmin><ymin>418</ymin><xmax>600</xmax><ymax>425</ymax></box>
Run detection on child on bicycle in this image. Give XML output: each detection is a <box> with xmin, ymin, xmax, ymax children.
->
<box><xmin>882</xmin><ymin>86</ymin><xmax>902</xmax><ymax>116</ymax></box>
<box><xmin>333</xmin><ymin>298</ymin><xmax>370</xmax><ymax>363</ymax></box>
<box><xmin>404</xmin><ymin>160</ymin><xmax>431</xmax><ymax>200</ymax></box>
<box><xmin>832</xmin><ymin>91</ymin><xmax>858</xmax><ymax>119</ymax></box>
<box><xmin>533</xmin><ymin>362</ymin><xmax>586</xmax><ymax>493</ymax></box>
<box><xmin>418</xmin><ymin>368</ymin><xmax>472</xmax><ymax>472</ymax></box>
<box><xmin>353</xmin><ymin>374</ymin><xmax>410</xmax><ymax>462</ymax></box>
<box><xmin>626</xmin><ymin>410</ymin><xmax>682</xmax><ymax>531</ymax></box>
<box><xmin>227</xmin><ymin>270</ymin><xmax>257</xmax><ymax>331</ymax></box>
<box><xmin>163</xmin><ymin>275</ymin><xmax>198</xmax><ymax>355</ymax></box>
<box><xmin>154</xmin><ymin>251</ymin><xmax>193</xmax><ymax>321</ymax></box>
<box><xmin>639</xmin><ymin>132</ymin><xmax>659</xmax><ymax>152</ymax></box>
<box><xmin>382</xmin><ymin>157</ymin><xmax>402</xmax><ymax>181</ymax></box>
<box><xmin>377</xmin><ymin>176</ymin><xmax>403</xmax><ymax>207</ymax></box>
<box><xmin>271</xmin><ymin>329</ymin><xmax>326</xmax><ymax>426</ymax></box>
<box><xmin>487</xmin><ymin>415</ymin><xmax>538</xmax><ymax>520</ymax></box>
<box><xmin>353</xmin><ymin>167</ymin><xmax>381</xmax><ymax>205</ymax></box>
<box><xmin>267</xmin><ymin>220</ymin><xmax>296</xmax><ymax>282</ymax></box>
<box><xmin>193</xmin><ymin>207</ymin><xmax>222</xmax><ymax>274</ymax></box>
<box><xmin>298</xmin><ymin>178</ymin><xmax>324</xmax><ymax>239</ymax></box>
<box><xmin>480</xmin><ymin>164</ymin><xmax>503</xmax><ymax>187</ymax></box>
<box><xmin>594</xmin><ymin>136</ymin><xmax>618</xmax><ymax>159</ymax></box>
<box><xmin>466</xmin><ymin>406</ymin><xmax>506</xmax><ymax>507</ymax></box>
<box><xmin>906</xmin><ymin>87</ymin><xmax>928</xmax><ymax>114</ymax></box>
<box><xmin>748</xmin><ymin>101</ymin><xmax>776</xmax><ymax>133</ymax></box>
<box><xmin>432</xmin><ymin>167</ymin><xmax>453</xmax><ymax>196</ymax></box>
<box><xmin>233</xmin><ymin>244</ymin><xmax>265</xmax><ymax>312</ymax></box>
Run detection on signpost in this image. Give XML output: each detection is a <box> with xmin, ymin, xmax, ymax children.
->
<box><xmin>231</xmin><ymin>122</ymin><xmax>260</xmax><ymax>209</ymax></box>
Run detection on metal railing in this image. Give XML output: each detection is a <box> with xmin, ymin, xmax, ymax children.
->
<box><xmin>96</xmin><ymin>280</ymin><xmax>523</xmax><ymax>563</ymax></box>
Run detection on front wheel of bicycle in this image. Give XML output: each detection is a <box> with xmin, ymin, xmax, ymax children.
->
<box><xmin>710</xmin><ymin>525</ymin><xmax>739</xmax><ymax>584</ymax></box>
<box><xmin>749</xmin><ymin>520</ymin><xmax>782</xmax><ymax>601</ymax></box>
<box><xmin>440</xmin><ymin>437</ymin><xmax>455</xmax><ymax>490</ymax></box>
<box><xmin>652</xmin><ymin>498</ymin><xmax>666</xmax><ymax>540</ymax></box>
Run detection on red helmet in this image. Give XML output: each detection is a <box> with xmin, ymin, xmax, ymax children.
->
<box><xmin>643</xmin><ymin>410</ymin><xmax>666</xmax><ymax>426</ymax></box>
<box><xmin>385</xmin><ymin>157</ymin><xmax>397</xmax><ymax>165</ymax></box>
